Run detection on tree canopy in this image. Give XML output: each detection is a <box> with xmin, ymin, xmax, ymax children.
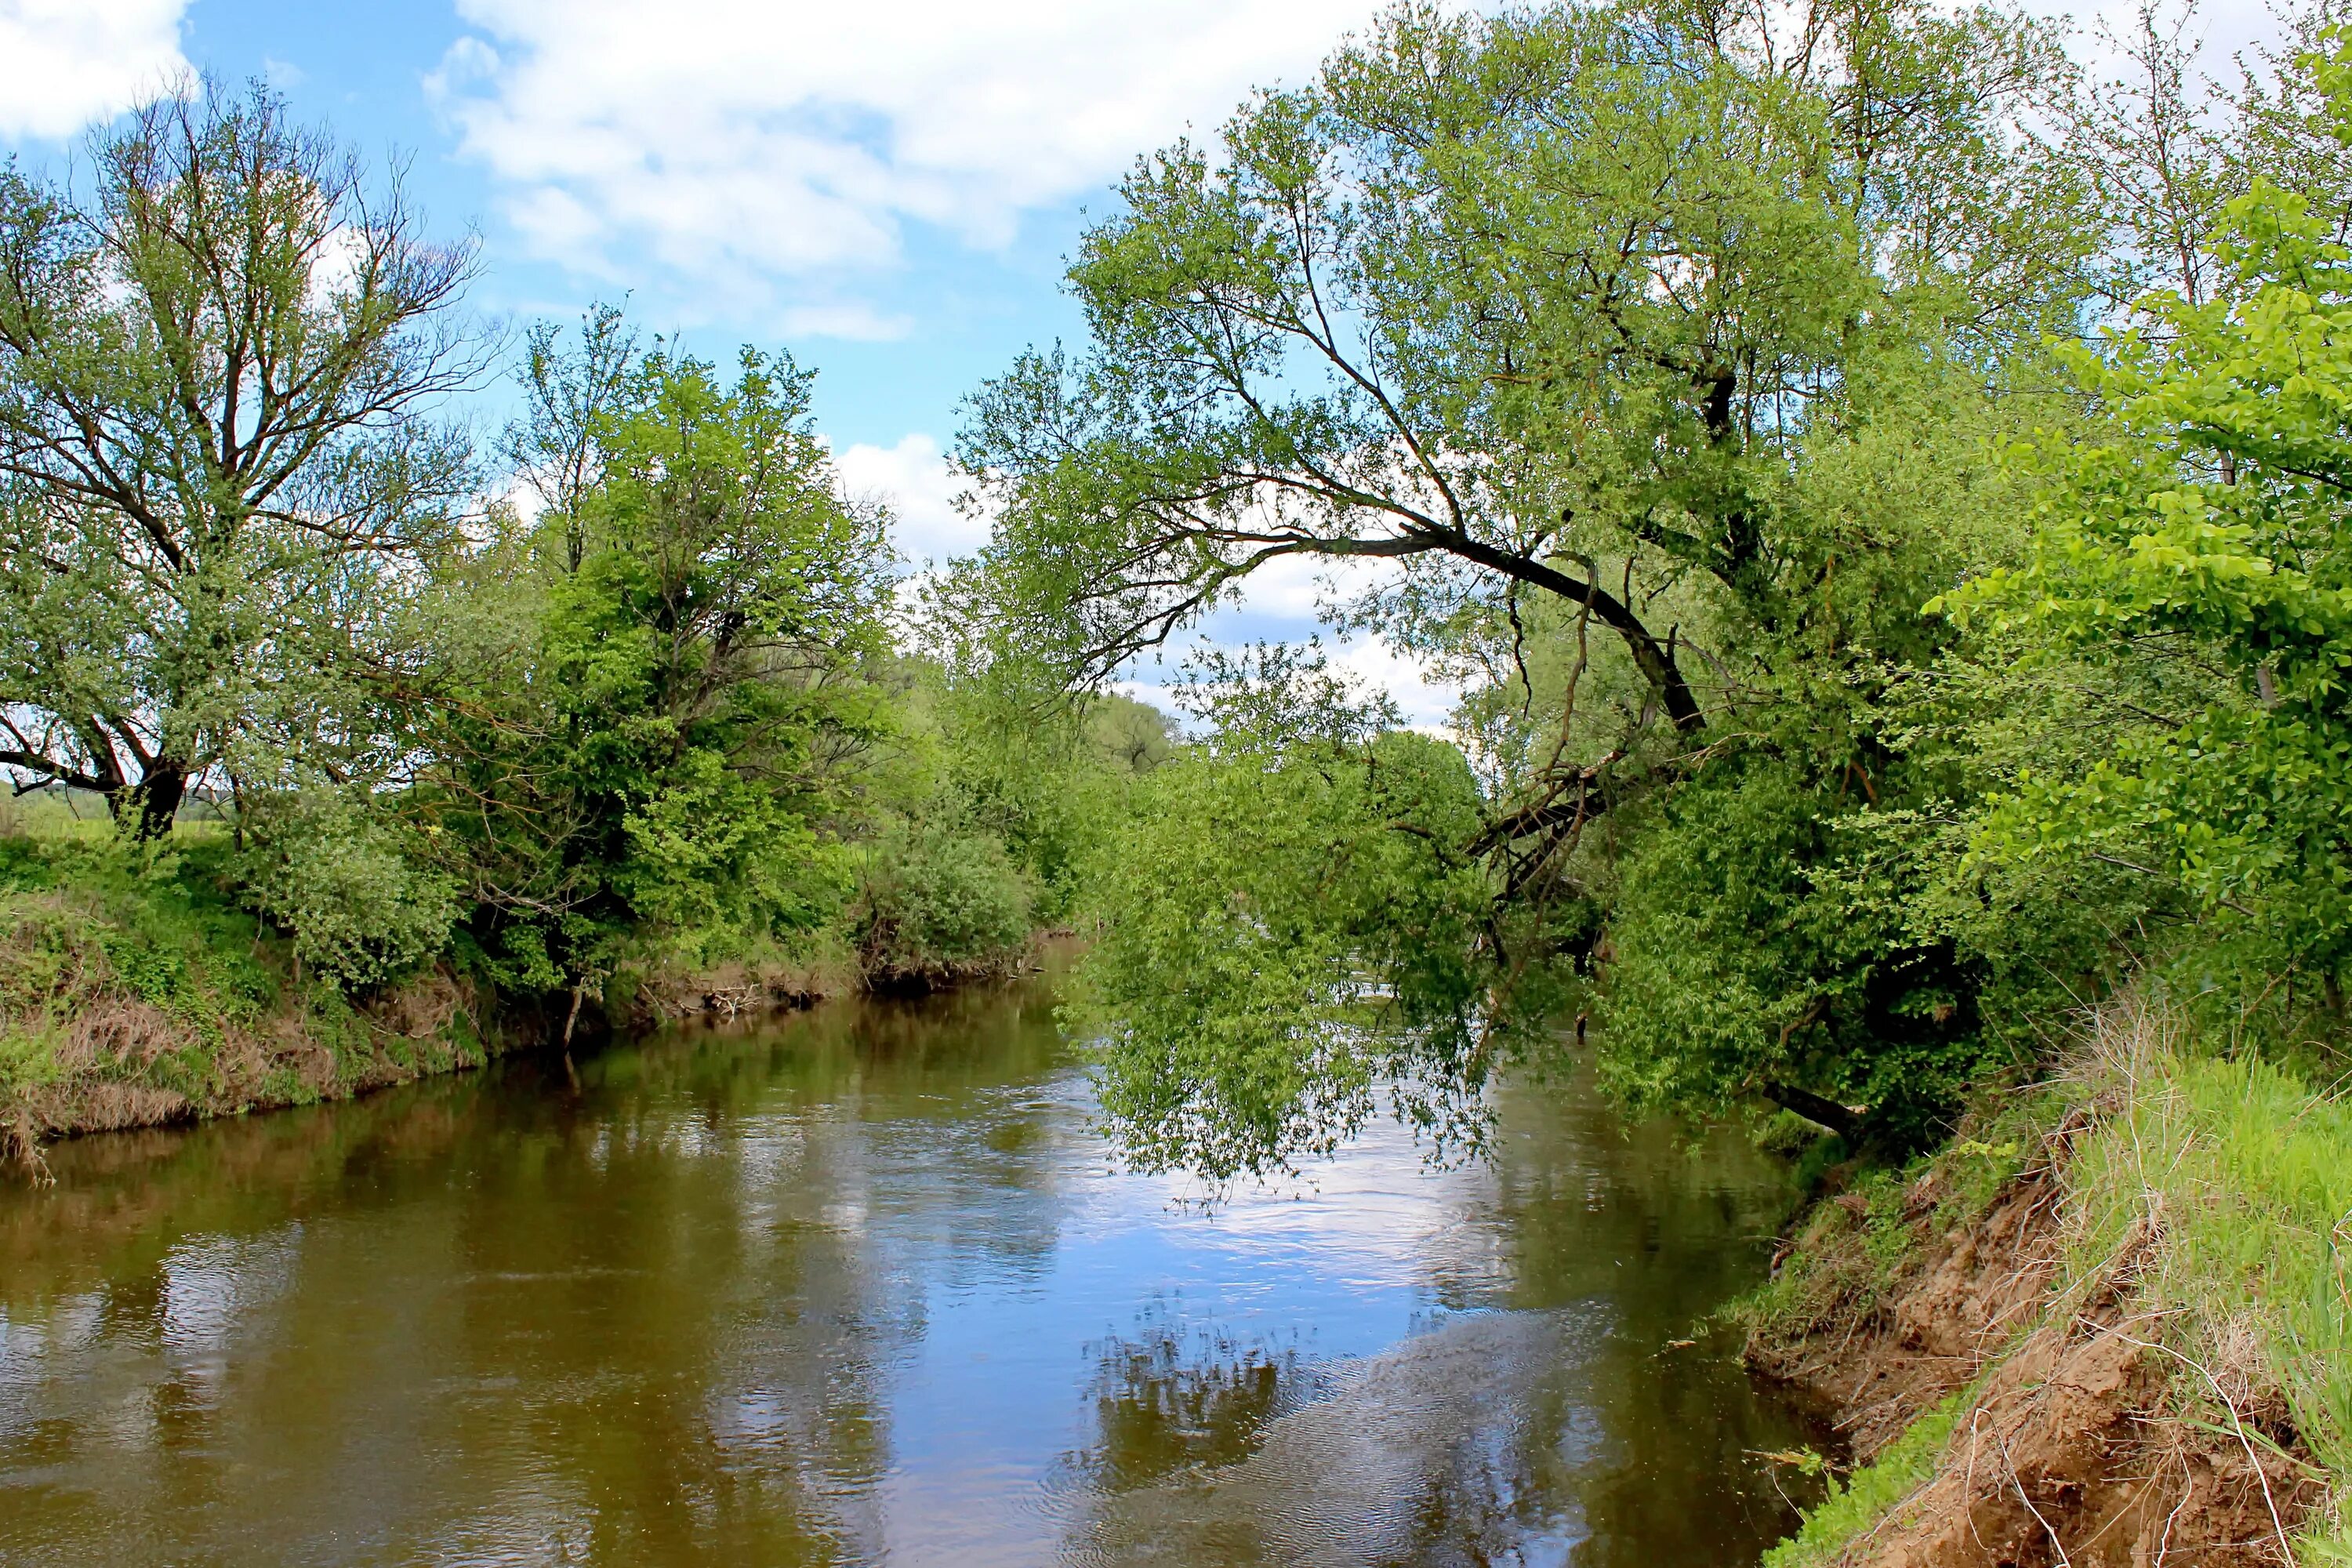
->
<box><xmin>960</xmin><ymin>0</ymin><xmax>2352</xmax><ymax>1174</ymax></box>
<box><xmin>0</xmin><ymin>82</ymin><xmax>485</xmax><ymax>836</ymax></box>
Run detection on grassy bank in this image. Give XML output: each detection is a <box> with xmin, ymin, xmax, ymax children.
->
<box><xmin>1748</xmin><ymin>996</ymin><xmax>2352</xmax><ymax>1565</ymax></box>
<box><xmin>0</xmin><ymin>796</ymin><xmax>1066</xmax><ymax>1176</ymax></box>
<box><xmin>0</xmin><ymin>818</ymin><xmax>502</xmax><ymax>1175</ymax></box>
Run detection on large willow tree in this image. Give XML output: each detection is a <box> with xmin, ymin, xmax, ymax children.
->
<box><xmin>965</xmin><ymin>0</ymin><xmax>2078</xmax><ymax>739</ymax></box>
<box><xmin>0</xmin><ymin>81</ymin><xmax>483</xmax><ymax>836</ymax></box>
<box><xmin>959</xmin><ymin>0</ymin><xmax>2114</xmax><ymax>1174</ymax></box>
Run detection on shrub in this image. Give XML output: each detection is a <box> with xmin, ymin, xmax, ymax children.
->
<box><xmin>855</xmin><ymin>818</ymin><xmax>1033</xmax><ymax>981</ymax></box>
<box><xmin>236</xmin><ymin>790</ymin><xmax>459</xmax><ymax>993</ymax></box>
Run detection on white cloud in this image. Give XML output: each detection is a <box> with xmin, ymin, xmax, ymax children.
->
<box><xmin>0</xmin><ymin>0</ymin><xmax>187</xmax><ymax>140</ymax></box>
<box><xmin>1327</xmin><ymin>636</ymin><xmax>1461</xmax><ymax>731</ymax></box>
<box><xmin>433</xmin><ymin>0</ymin><xmax>1390</xmax><ymax>310</ymax></box>
<box><xmin>833</xmin><ymin>432</ymin><xmax>982</xmax><ymax>564</ymax></box>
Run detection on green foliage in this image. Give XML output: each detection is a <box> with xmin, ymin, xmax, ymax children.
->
<box><xmin>1</xmin><ymin>833</ymin><xmax>278</xmax><ymax>1092</ymax></box>
<box><xmin>412</xmin><ymin>328</ymin><xmax>890</xmax><ymax>993</ymax></box>
<box><xmin>236</xmin><ymin>789</ymin><xmax>459</xmax><ymax>993</ymax></box>
<box><xmin>1077</xmin><ymin>652</ymin><xmax>1495</xmax><ymax>1181</ymax></box>
<box><xmin>0</xmin><ymin>815</ymin><xmax>500</xmax><ymax>1137</ymax></box>
<box><xmin>0</xmin><ymin>78</ymin><xmax>482</xmax><ymax>836</ymax></box>
<box><xmin>1599</xmin><ymin>759</ymin><xmax>2006</xmax><ymax>1144</ymax></box>
<box><xmin>1762</xmin><ymin>1392</ymin><xmax>1969</xmax><ymax>1566</ymax></box>
<box><xmin>1939</xmin><ymin>31</ymin><xmax>2352</xmax><ymax>995</ymax></box>
<box><xmin>855</xmin><ymin>815</ymin><xmax>1033</xmax><ymax>982</ymax></box>
<box><xmin>956</xmin><ymin>0</ymin><xmax>2080</xmax><ymax>699</ymax></box>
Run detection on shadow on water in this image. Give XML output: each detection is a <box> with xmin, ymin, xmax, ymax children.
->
<box><xmin>0</xmin><ymin>978</ymin><xmax>1829</xmax><ymax>1566</ymax></box>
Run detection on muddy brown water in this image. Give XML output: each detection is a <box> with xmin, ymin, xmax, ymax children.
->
<box><xmin>0</xmin><ymin>978</ymin><xmax>1828</xmax><ymax>1566</ymax></box>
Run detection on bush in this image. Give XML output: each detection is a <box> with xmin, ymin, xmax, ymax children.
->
<box><xmin>855</xmin><ymin>818</ymin><xmax>1033</xmax><ymax>981</ymax></box>
<box><xmin>236</xmin><ymin>790</ymin><xmax>459</xmax><ymax>993</ymax></box>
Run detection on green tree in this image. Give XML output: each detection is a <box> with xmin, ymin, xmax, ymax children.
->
<box><xmin>410</xmin><ymin>326</ymin><xmax>893</xmax><ymax>1000</ymax></box>
<box><xmin>1075</xmin><ymin>648</ymin><xmax>1495</xmax><ymax>1181</ymax></box>
<box><xmin>0</xmin><ymin>80</ymin><xmax>484</xmax><ymax>836</ymax></box>
<box><xmin>960</xmin><ymin>0</ymin><xmax>2105</xmax><ymax>1167</ymax></box>
<box><xmin>957</xmin><ymin>0</ymin><xmax>2079</xmax><ymax>746</ymax></box>
<box><xmin>1939</xmin><ymin>32</ymin><xmax>2352</xmax><ymax>996</ymax></box>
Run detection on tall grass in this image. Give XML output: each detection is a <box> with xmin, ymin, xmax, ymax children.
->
<box><xmin>2065</xmin><ymin>1000</ymin><xmax>2352</xmax><ymax>1560</ymax></box>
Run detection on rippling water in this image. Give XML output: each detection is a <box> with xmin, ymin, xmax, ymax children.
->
<box><xmin>0</xmin><ymin>978</ymin><xmax>1825</xmax><ymax>1566</ymax></box>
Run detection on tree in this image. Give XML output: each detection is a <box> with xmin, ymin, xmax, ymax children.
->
<box><xmin>1075</xmin><ymin>648</ymin><xmax>1495</xmax><ymax>1181</ymax></box>
<box><xmin>958</xmin><ymin>0</ymin><xmax>2085</xmax><ymax>879</ymax></box>
<box><xmin>408</xmin><ymin>328</ymin><xmax>894</xmax><ymax>999</ymax></box>
<box><xmin>1938</xmin><ymin>31</ymin><xmax>2352</xmax><ymax>996</ymax></box>
<box><xmin>961</xmin><ymin>0</ymin><xmax>2107</xmax><ymax>1169</ymax></box>
<box><xmin>0</xmin><ymin>79</ymin><xmax>484</xmax><ymax>837</ymax></box>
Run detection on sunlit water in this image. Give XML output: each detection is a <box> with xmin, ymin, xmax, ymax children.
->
<box><xmin>0</xmin><ymin>978</ymin><xmax>1825</xmax><ymax>1566</ymax></box>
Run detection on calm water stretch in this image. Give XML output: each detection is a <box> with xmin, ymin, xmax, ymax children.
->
<box><xmin>0</xmin><ymin>978</ymin><xmax>1826</xmax><ymax>1566</ymax></box>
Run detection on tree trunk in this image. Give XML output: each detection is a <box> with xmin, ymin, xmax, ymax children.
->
<box><xmin>1761</xmin><ymin>1079</ymin><xmax>1860</xmax><ymax>1139</ymax></box>
<box><xmin>129</xmin><ymin>761</ymin><xmax>188</xmax><ymax>840</ymax></box>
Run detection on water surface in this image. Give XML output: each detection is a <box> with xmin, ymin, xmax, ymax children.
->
<box><xmin>0</xmin><ymin>980</ymin><xmax>1823</xmax><ymax>1566</ymax></box>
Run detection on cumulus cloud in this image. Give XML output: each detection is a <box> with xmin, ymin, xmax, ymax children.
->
<box><xmin>833</xmin><ymin>432</ymin><xmax>982</xmax><ymax>564</ymax></box>
<box><xmin>0</xmin><ymin>0</ymin><xmax>188</xmax><ymax>140</ymax></box>
<box><xmin>432</xmin><ymin>0</ymin><xmax>1388</xmax><ymax>317</ymax></box>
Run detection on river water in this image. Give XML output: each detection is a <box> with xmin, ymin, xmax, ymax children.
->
<box><xmin>0</xmin><ymin>978</ymin><xmax>1825</xmax><ymax>1566</ymax></box>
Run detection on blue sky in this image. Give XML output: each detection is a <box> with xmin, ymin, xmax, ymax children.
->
<box><xmin>0</xmin><ymin>0</ymin><xmax>2296</xmax><ymax>721</ymax></box>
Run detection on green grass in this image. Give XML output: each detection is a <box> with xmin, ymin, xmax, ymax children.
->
<box><xmin>0</xmin><ymin>808</ymin><xmax>490</xmax><ymax>1149</ymax></box>
<box><xmin>2059</xmin><ymin>1004</ymin><xmax>2352</xmax><ymax>1562</ymax></box>
<box><xmin>1764</xmin><ymin>1392</ymin><xmax>1969</xmax><ymax>1566</ymax></box>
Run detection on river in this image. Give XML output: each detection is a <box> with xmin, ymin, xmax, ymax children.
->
<box><xmin>0</xmin><ymin>976</ymin><xmax>1826</xmax><ymax>1566</ymax></box>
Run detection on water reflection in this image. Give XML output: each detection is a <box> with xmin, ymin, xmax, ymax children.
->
<box><xmin>0</xmin><ymin>981</ymin><xmax>1824</xmax><ymax>1566</ymax></box>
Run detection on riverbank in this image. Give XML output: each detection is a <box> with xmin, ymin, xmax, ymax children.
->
<box><xmin>0</xmin><ymin>827</ymin><xmax>1048</xmax><ymax>1177</ymax></box>
<box><xmin>1745</xmin><ymin>996</ymin><xmax>2348</xmax><ymax>1565</ymax></box>
<box><xmin>0</xmin><ymin>830</ymin><xmax>514</xmax><ymax>1173</ymax></box>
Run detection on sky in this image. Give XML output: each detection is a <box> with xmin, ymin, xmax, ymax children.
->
<box><xmin>0</xmin><ymin>0</ymin><xmax>2299</xmax><ymax>722</ymax></box>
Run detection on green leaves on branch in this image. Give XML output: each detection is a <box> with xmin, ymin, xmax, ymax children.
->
<box><xmin>0</xmin><ymin>78</ymin><xmax>485</xmax><ymax>836</ymax></box>
<box><xmin>1079</xmin><ymin>655</ymin><xmax>1494</xmax><ymax>1181</ymax></box>
<box><xmin>1937</xmin><ymin>39</ymin><xmax>2352</xmax><ymax>981</ymax></box>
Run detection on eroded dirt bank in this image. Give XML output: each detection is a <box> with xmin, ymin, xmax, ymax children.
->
<box><xmin>1745</xmin><ymin>1025</ymin><xmax>2328</xmax><ymax>1566</ymax></box>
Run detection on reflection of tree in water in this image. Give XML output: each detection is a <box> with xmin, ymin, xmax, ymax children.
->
<box><xmin>1417</xmin><ymin>1073</ymin><xmax>1834</xmax><ymax>1564</ymax></box>
<box><xmin>1062</xmin><ymin>1307</ymin><xmax>1316</xmax><ymax>1495</ymax></box>
<box><xmin>1054</xmin><ymin>1065</ymin><xmax>1835</xmax><ymax>1568</ymax></box>
<box><xmin>1062</xmin><ymin>1309</ymin><xmax>1594</xmax><ymax>1568</ymax></box>
<box><xmin>0</xmin><ymin>981</ymin><xmax>1093</xmax><ymax>1567</ymax></box>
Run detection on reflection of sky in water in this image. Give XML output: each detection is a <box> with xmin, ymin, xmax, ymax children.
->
<box><xmin>642</xmin><ymin>1064</ymin><xmax>1521</xmax><ymax>1564</ymax></box>
<box><xmin>855</xmin><ymin>1073</ymin><xmax>1502</xmax><ymax>1560</ymax></box>
<box><xmin>0</xmin><ymin>986</ymin><xmax>1821</xmax><ymax>1567</ymax></box>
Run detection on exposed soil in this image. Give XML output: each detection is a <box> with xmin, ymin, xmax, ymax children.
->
<box><xmin>1749</xmin><ymin>1145</ymin><xmax>2320</xmax><ymax>1565</ymax></box>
